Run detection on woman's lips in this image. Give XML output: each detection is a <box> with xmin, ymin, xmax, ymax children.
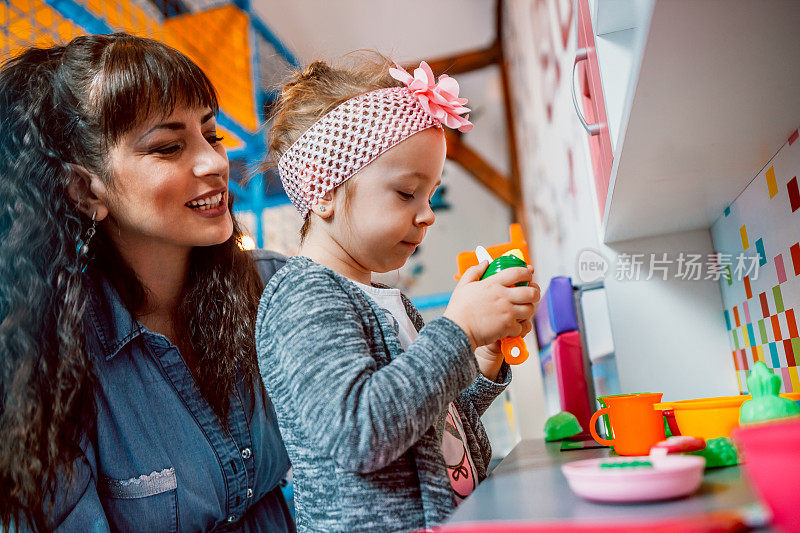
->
<box><xmin>187</xmin><ymin>190</ymin><xmax>228</xmax><ymax>218</ymax></box>
<box><xmin>186</xmin><ymin>187</ymin><xmax>226</xmax><ymax>204</ymax></box>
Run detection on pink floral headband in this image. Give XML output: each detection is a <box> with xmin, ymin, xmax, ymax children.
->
<box><xmin>278</xmin><ymin>61</ymin><xmax>472</xmax><ymax>217</ymax></box>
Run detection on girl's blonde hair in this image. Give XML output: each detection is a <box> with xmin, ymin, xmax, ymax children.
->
<box><xmin>265</xmin><ymin>52</ymin><xmax>403</xmax><ymax>241</ymax></box>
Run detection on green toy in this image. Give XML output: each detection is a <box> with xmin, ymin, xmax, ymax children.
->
<box><xmin>479</xmin><ymin>249</ymin><xmax>531</xmax><ymax>365</ymax></box>
<box><xmin>480</xmin><ymin>251</ymin><xmax>528</xmax><ymax>283</ymax></box>
<box><xmin>544</xmin><ymin>411</ymin><xmax>583</xmax><ymax>441</ymax></box>
<box><xmin>689</xmin><ymin>437</ymin><xmax>739</xmax><ymax>468</ymax></box>
<box><xmin>600</xmin><ymin>460</ymin><xmax>653</xmax><ymax>469</ymax></box>
<box><xmin>740</xmin><ymin>361</ymin><xmax>800</xmax><ymax>424</ymax></box>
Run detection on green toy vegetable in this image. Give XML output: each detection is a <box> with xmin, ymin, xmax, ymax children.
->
<box><xmin>689</xmin><ymin>437</ymin><xmax>739</xmax><ymax>468</ymax></box>
<box><xmin>739</xmin><ymin>361</ymin><xmax>800</xmax><ymax>424</ymax></box>
<box><xmin>544</xmin><ymin>411</ymin><xmax>582</xmax><ymax>441</ymax></box>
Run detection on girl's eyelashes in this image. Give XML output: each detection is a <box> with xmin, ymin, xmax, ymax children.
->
<box><xmin>206</xmin><ymin>134</ymin><xmax>224</xmax><ymax>145</ymax></box>
<box><xmin>398</xmin><ymin>188</ymin><xmax>438</xmax><ymax>205</ymax></box>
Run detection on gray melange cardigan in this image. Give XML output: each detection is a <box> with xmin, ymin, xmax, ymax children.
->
<box><xmin>255</xmin><ymin>256</ymin><xmax>511</xmax><ymax>532</ymax></box>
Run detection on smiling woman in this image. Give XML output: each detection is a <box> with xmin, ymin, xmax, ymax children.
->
<box><xmin>0</xmin><ymin>34</ymin><xmax>294</xmax><ymax>532</ymax></box>
<box><xmin>96</xmin><ymin>105</ymin><xmax>234</xmax><ymax>260</ymax></box>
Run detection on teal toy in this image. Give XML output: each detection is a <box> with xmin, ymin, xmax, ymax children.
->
<box><xmin>689</xmin><ymin>437</ymin><xmax>739</xmax><ymax>469</ymax></box>
<box><xmin>740</xmin><ymin>362</ymin><xmax>800</xmax><ymax>424</ymax></box>
<box><xmin>599</xmin><ymin>460</ymin><xmax>653</xmax><ymax>469</ymax></box>
<box><xmin>544</xmin><ymin>411</ymin><xmax>582</xmax><ymax>441</ymax></box>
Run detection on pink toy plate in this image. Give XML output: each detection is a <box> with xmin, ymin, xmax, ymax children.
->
<box><xmin>561</xmin><ymin>455</ymin><xmax>705</xmax><ymax>503</ymax></box>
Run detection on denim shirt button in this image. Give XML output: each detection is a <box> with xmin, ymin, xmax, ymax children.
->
<box><xmin>241</xmin><ymin>447</ymin><xmax>252</xmax><ymax>459</ymax></box>
<box><xmin>227</xmin><ymin>515</ymin><xmax>237</xmax><ymax>523</ymax></box>
<box><xmin>246</xmin><ymin>488</ymin><xmax>253</xmax><ymax>498</ymax></box>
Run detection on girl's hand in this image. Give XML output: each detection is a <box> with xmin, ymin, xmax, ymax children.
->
<box><xmin>475</xmin><ymin>313</ymin><xmax>534</xmax><ymax>380</ymax></box>
<box><xmin>475</xmin><ymin>341</ymin><xmax>504</xmax><ymax>381</ymax></box>
<box><xmin>443</xmin><ymin>262</ymin><xmax>540</xmax><ymax>352</ymax></box>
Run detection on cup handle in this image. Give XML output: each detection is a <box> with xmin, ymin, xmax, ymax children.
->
<box><xmin>662</xmin><ymin>409</ymin><xmax>681</xmax><ymax>436</ymax></box>
<box><xmin>589</xmin><ymin>408</ymin><xmax>614</xmax><ymax>447</ymax></box>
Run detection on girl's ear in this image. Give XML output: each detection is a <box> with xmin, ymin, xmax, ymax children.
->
<box><xmin>67</xmin><ymin>164</ymin><xmax>110</xmax><ymax>221</ymax></box>
<box><xmin>310</xmin><ymin>191</ymin><xmax>335</xmax><ymax>219</ymax></box>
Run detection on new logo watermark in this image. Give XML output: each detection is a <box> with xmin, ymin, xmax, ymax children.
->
<box><xmin>577</xmin><ymin>249</ymin><xmax>609</xmax><ymax>283</ymax></box>
<box><xmin>575</xmin><ymin>249</ymin><xmax>759</xmax><ymax>283</ymax></box>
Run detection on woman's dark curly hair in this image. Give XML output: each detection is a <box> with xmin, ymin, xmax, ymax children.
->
<box><xmin>0</xmin><ymin>33</ymin><xmax>263</xmax><ymax>530</ymax></box>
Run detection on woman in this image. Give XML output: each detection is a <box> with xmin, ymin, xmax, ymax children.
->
<box><xmin>0</xmin><ymin>33</ymin><xmax>294</xmax><ymax>532</ymax></box>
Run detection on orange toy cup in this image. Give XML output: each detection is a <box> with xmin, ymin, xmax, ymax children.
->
<box><xmin>589</xmin><ymin>393</ymin><xmax>666</xmax><ymax>456</ymax></box>
<box><xmin>455</xmin><ymin>224</ymin><xmax>530</xmax><ymax>280</ymax></box>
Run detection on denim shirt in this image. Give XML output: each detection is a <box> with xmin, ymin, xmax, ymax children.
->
<box><xmin>49</xmin><ymin>270</ymin><xmax>294</xmax><ymax>533</ymax></box>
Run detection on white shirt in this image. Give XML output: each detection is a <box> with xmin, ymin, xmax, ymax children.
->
<box><xmin>351</xmin><ymin>280</ymin><xmax>418</xmax><ymax>349</ymax></box>
<box><xmin>351</xmin><ymin>279</ymin><xmax>478</xmax><ymax>504</ymax></box>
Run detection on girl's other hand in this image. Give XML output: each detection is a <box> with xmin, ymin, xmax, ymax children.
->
<box><xmin>475</xmin><ymin>312</ymin><xmax>534</xmax><ymax>380</ymax></box>
<box><xmin>474</xmin><ymin>341</ymin><xmax>503</xmax><ymax>381</ymax></box>
<box><xmin>443</xmin><ymin>262</ymin><xmax>540</xmax><ymax>352</ymax></box>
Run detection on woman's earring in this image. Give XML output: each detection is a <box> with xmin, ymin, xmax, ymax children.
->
<box><xmin>76</xmin><ymin>211</ymin><xmax>97</xmax><ymax>274</ymax></box>
<box><xmin>320</xmin><ymin>206</ymin><xmax>326</xmax><ymax>213</ymax></box>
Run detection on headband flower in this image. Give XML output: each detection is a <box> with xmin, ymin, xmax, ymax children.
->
<box><xmin>389</xmin><ymin>61</ymin><xmax>473</xmax><ymax>133</ymax></box>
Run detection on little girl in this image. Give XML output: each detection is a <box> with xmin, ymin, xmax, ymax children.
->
<box><xmin>256</xmin><ymin>55</ymin><xmax>539</xmax><ymax>532</ymax></box>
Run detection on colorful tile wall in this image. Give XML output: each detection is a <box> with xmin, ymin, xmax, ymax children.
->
<box><xmin>712</xmin><ymin>127</ymin><xmax>800</xmax><ymax>393</ymax></box>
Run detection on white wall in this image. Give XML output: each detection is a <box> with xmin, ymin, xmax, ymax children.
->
<box><xmin>252</xmin><ymin>0</ymin><xmax>496</xmax><ymax>69</ymax></box>
<box><xmin>503</xmin><ymin>0</ymin><xmax>739</xmax><ymax>438</ymax></box>
<box><xmin>603</xmin><ymin>230</ymin><xmax>740</xmax><ymax>401</ymax></box>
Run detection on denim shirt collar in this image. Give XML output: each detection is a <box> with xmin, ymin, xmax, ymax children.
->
<box><xmin>86</xmin><ymin>272</ymin><xmax>145</xmax><ymax>361</ymax></box>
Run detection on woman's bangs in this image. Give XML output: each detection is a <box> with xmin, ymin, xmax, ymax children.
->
<box><xmin>97</xmin><ymin>36</ymin><xmax>219</xmax><ymax>144</ymax></box>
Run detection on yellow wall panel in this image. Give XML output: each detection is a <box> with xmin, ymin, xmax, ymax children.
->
<box><xmin>9</xmin><ymin>17</ymin><xmax>33</xmax><ymax>43</ymax></box>
<box><xmin>105</xmin><ymin>2</ymin><xmax>124</xmax><ymax>30</ymax></box>
<box><xmin>120</xmin><ymin>1</ymin><xmax>131</xmax><ymax>25</ymax></box>
<box><xmin>57</xmin><ymin>20</ymin><xmax>76</xmax><ymax>41</ymax></box>
<box><xmin>32</xmin><ymin>33</ymin><xmax>56</xmax><ymax>49</ymax></box>
<box><xmin>163</xmin><ymin>5</ymin><xmax>256</xmax><ymax>132</ymax></box>
<box><xmin>85</xmin><ymin>0</ymin><xmax>103</xmax><ymax>19</ymax></box>
<box><xmin>131</xmin><ymin>6</ymin><xmax>149</xmax><ymax>36</ymax></box>
<box><xmin>34</xmin><ymin>4</ymin><xmax>55</xmax><ymax>27</ymax></box>
<box><xmin>0</xmin><ymin>0</ymin><xmax>262</xmax><ymax>148</ymax></box>
<box><xmin>217</xmin><ymin>125</ymin><xmax>244</xmax><ymax>151</ymax></box>
<box><xmin>9</xmin><ymin>0</ymin><xmax>31</xmax><ymax>14</ymax></box>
